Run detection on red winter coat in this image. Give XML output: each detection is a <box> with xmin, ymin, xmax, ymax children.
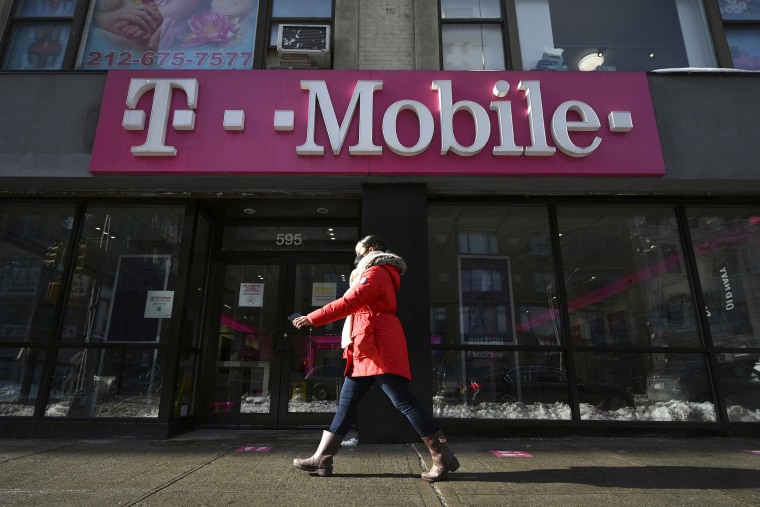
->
<box><xmin>307</xmin><ymin>252</ymin><xmax>412</xmax><ymax>380</ymax></box>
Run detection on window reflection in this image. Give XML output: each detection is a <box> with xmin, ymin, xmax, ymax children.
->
<box><xmin>0</xmin><ymin>348</ymin><xmax>45</xmax><ymax>416</ymax></box>
<box><xmin>724</xmin><ymin>27</ymin><xmax>760</xmax><ymax>71</ymax></box>
<box><xmin>433</xmin><ymin>350</ymin><xmax>572</xmax><ymax>420</ymax></box>
<box><xmin>0</xmin><ymin>204</ymin><xmax>76</xmax><ymax>344</ymax></box>
<box><xmin>428</xmin><ymin>206</ymin><xmax>557</xmax><ymax>348</ymax></box>
<box><xmin>715</xmin><ymin>353</ymin><xmax>760</xmax><ymax>422</ymax></box>
<box><xmin>59</xmin><ymin>205</ymin><xmax>184</xmax><ymax>344</ymax></box>
<box><xmin>15</xmin><ymin>0</ymin><xmax>76</xmax><ymax>17</ymax></box>
<box><xmin>688</xmin><ymin>209</ymin><xmax>760</xmax><ymax>349</ymax></box>
<box><xmin>441</xmin><ymin>24</ymin><xmax>505</xmax><ymax>70</ymax></box>
<box><xmin>3</xmin><ymin>23</ymin><xmax>71</xmax><ymax>71</ymax></box>
<box><xmin>645</xmin><ymin>354</ymin><xmax>717</xmax><ymax>421</ymax></box>
<box><xmin>272</xmin><ymin>0</ymin><xmax>331</xmax><ymax>18</ymax></box>
<box><xmin>557</xmin><ymin>207</ymin><xmax>699</xmax><ymax>348</ymax></box>
<box><xmin>46</xmin><ymin>347</ymin><xmax>163</xmax><ymax>417</ymax></box>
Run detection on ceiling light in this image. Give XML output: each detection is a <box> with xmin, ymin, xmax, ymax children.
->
<box><xmin>316</xmin><ymin>207</ymin><xmax>329</xmax><ymax>214</ymax></box>
<box><xmin>243</xmin><ymin>208</ymin><xmax>256</xmax><ymax>215</ymax></box>
<box><xmin>578</xmin><ymin>52</ymin><xmax>604</xmax><ymax>71</ymax></box>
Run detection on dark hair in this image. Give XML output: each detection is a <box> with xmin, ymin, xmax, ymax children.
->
<box><xmin>359</xmin><ymin>234</ymin><xmax>387</xmax><ymax>252</ymax></box>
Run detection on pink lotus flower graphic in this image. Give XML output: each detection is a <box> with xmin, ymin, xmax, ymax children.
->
<box><xmin>182</xmin><ymin>10</ymin><xmax>239</xmax><ymax>47</ymax></box>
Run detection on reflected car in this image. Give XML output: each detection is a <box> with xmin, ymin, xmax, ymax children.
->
<box><xmin>647</xmin><ymin>361</ymin><xmax>760</xmax><ymax>408</ymax></box>
<box><xmin>304</xmin><ymin>365</ymin><xmax>344</xmax><ymax>401</ymax></box>
<box><xmin>461</xmin><ymin>366</ymin><xmax>635</xmax><ymax>410</ymax></box>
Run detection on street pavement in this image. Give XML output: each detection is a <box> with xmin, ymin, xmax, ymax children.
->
<box><xmin>1</xmin><ymin>429</ymin><xmax>759</xmax><ymax>506</ymax></box>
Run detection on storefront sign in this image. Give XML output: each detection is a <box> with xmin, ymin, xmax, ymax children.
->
<box><xmin>239</xmin><ymin>282</ymin><xmax>264</xmax><ymax>307</ymax></box>
<box><xmin>91</xmin><ymin>70</ymin><xmax>665</xmax><ymax>176</ymax></box>
<box><xmin>144</xmin><ymin>290</ymin><xmax>174</xmax><ymax>318</ymax></box>
<box><xmin>312</xmin><ymin>282</ymin><xmax>336</xmax><ymax>306</ymax></box>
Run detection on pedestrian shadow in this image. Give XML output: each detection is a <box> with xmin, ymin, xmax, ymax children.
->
<box><xmin>447</xmin><ymin>466</ymin><xmax>760</xmax><ymax>489</ymax></box>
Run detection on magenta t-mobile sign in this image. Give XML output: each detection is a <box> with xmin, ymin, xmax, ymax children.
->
<box><xmin>90</xmin><ymin>70</ymin><xmax>665</xmax><ymax>177</ymax></box>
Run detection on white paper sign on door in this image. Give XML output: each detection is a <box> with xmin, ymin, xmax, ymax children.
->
<box><xmin>312</xmin><ymin>283</ymin><xmax>337</xmax><ymax>306</ymax></box>
<box><xmin>239</xmin><ymin>283</ymin><xmax>264</xmax><ymax>307</ymax></box>
<box><xmin>144</xmin><ymin>290</ymin><xmax>174</xmax><ymax>318</ymax></box>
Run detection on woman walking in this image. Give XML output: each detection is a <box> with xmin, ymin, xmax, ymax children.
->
<box><xmin>291</xmin><ymin>234</ymin><xmax>459</xmax><ymax>482</ymax></box>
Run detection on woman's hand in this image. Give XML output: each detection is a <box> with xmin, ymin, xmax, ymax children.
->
<box><xmin>292</xmin><ymin>316</ymin><xmax>313</xmax><ymax>329</ymax></box>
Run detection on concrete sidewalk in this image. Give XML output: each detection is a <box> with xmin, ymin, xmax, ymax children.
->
<box><xmin>1</xmin><ymin>430</ymin><xmax>759</xmax><ymax>506</ymax></box>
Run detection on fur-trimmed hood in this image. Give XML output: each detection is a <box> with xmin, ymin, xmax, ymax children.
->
<box><xmin>356</xmin><ymin>251</ymin><xmax>407</xmax><ymax>275</ymax></box>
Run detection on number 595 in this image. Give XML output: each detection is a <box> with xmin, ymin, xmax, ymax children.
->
<box><xmin>276</xmin><ymin>233</ymin><xmax>302</xmax><ymax>246</ymax></box>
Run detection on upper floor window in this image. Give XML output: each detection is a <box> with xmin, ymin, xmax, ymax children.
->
<box><xmin>514</xmin><ymin>0</ymin><xmax>717</xmax><ymax>71</ymax></box>
<box><xmin>1</xmin><ymin>0</ymin><xmax>333</xmax><ymax>70</ymax></box>
<box><xmin>2</xmin><ymin>0</ymin><xmax>78</xmax><ymax>70</ymax></box>
<box><xmin>439</xmin><ymin>0</ymin><xmax>508</xmax><ymax>70</ymax></box>
<box><xmin>718</xmin><ymin>0</ymin><xmax>760</xmax><ymax>69</ymax></box>
<box><xmin>77</xmin><ymin>0</ymin><xmax>262</xmax><ymax>70</ymax></box>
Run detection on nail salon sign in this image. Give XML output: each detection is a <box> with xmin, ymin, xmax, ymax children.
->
<box><xmin>90</xmin><ymin>70</ymin><xmax>665</xmax><ymax>177</ymax></box>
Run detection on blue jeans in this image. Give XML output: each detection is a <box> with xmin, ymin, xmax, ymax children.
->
<box><xmin>329</xmin><ymin>374</ymin><xmax>439</xmax><ymax>438</ymax></box>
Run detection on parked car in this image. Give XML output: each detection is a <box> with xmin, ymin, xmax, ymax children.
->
<box><xmin>647</xmin><ymin>361</ymin><xmax>760</xmax><ymax>408</ymax></box>
<box><xmin>461</xmin><ymin>366</ymin><xmax>635</xmax><ymax>410</ymax></box>
<box><xmin>304</xmin><ymin>364</ymin><xmax>344</xmax><ymax>401</ymax></box>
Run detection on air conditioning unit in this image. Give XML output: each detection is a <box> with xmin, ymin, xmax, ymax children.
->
<box><xmin>275</xmin><ymin>24</ymin><xmax>331</xmax><ymax>69</ymax></box>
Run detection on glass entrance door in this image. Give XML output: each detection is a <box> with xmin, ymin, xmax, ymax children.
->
<box><xmin>202</xmin><ymin>254</ymin><xmax>352</xmax><ymax>427</ymax></box>
<box><xmin>279</xmin><ymin>261</ymin><xmax>350</xmax><ymax>426</ymax></box>
<box><xmin>205</xmin><ymin>261</ymin><xmax>283</xmax><ymax>425</ymax></box>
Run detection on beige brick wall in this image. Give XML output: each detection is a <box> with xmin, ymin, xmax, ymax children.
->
<box><xmin>358</xmin><ymin>0</ymin><xmax>416</xmax><ymax>70</ymax></box>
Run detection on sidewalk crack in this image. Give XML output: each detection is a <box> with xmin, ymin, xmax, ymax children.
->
<box><xmin>411</xmin><ymin>443</ymin><xmax>448</xmax><ymax>507</ymax></box>
<box><xmin>123</xmin><ymin>445</ymin><xmax>236</xmax><ymax>506</ymax></box>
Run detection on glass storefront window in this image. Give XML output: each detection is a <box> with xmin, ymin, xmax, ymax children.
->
<box><xmin>433</xmin><ymin>350</ymin><xmax>572</xmax><ymax>420</ymax></box>
<box><xmin>557</xmin><ymin>207</ymin><xmax>699</xmax><ymax>348</ymax></box>
<box><xmin>515</xmin><ymin>0</ymin><xmax>716</xmax><ymax>71</ymax></box>
<box><xmin>430</xmin><ymin>205</ymin><xmax>565</xmax><ymax>419</ymax></box>
<box><xmin>687</xmin><ymin>209</ymin><xmax>760</xmax><ymax>350</ymax></box>
<box><xmin>59</xmin><ymin>204</ymin><xmax>184</xmax><ymax>344</ymax></box>
<box><xmin>429</xmin><ymin>206</ymin><xmax>557</xmax><ymax>348</ymax></box>
<box><xmin>639</xmin><ymin>352</ymin><xmax>717</xmax><ymax>422</ymax></box>
<box><xmin>686</xmin><ymin>208</ymin><xmax>760</xmax><ymax>422</ymax></box>
<box><xmin>46</xmin><ymin>347</ymin><xmax>163</xmax><ymax>417</ymax></box>
<box><xmin>0</xmin><ymin>204</ymin><xmax>76</xmax><ymax>344</ymax></box>
<box><xmin>0</xmin><ymin>348</ymin><xmax>46</xmax><ymax>416</ymax></box>
<box><xmin>715</xmin><ymin>353</ymin><xmax>760</xmax><ymax>422</ymax></box>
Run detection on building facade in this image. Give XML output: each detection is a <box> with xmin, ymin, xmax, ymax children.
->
<box><xmin>0</xmin><ymin>0</ymin><xmax>759</xmax><ymax>441</ymax></box>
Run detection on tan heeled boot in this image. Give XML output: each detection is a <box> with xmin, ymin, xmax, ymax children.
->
<box><xmin>420</xmin><ymin>429</ymin><xmax>460</xmax><ymax>482</ymax></box>
<box><xmin>293</xmin><ymin>430</ymin><xmax>343</xmax><ymax>477</ymax></box>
